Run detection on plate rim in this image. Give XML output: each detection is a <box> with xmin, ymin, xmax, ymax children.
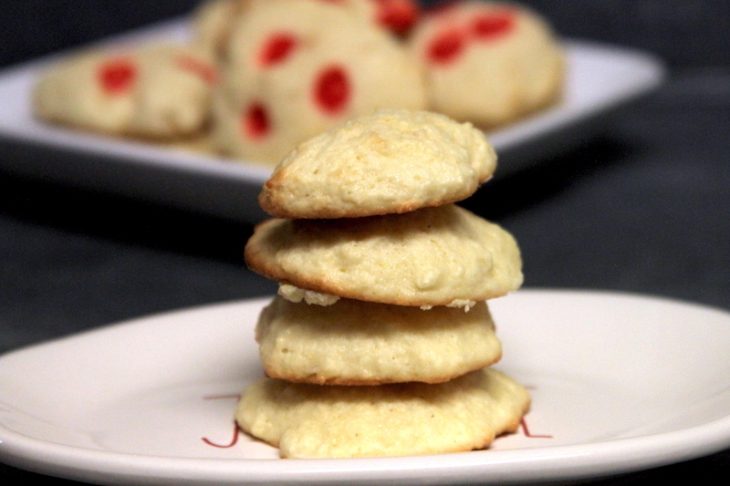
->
<box><xmin>1</xmin><ymin>289</ymin><xmax>729</xmax><ymax>484</ymax></box>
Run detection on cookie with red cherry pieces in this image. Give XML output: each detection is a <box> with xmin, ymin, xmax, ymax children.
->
<box><xmin>409</xmin><ymin>1</ymin><xmax>564</xmax><ymax>128</ymax></box>
<box><xmin>34</xmin><ymin>44</ymin><xmax>217</xmax><ymax>139</ymax></box>
<box><xmin>212</xmin><ymin>0</ymin><xmax>426</xmax><ymax>165</ymax></box>
<box><xmin>193</xmin><ymin>0</ymin><xmax>252</xmax><ymax>59</ymax></box>
<box><xmin>193</xmin><ymin>0</ymin><xmax>420</xmax><ymax>60</ymax></box>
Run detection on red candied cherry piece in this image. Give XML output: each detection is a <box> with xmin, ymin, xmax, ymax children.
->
<box><xmin>259</xmin><ymin>32</ymin><xmax>299</xmax><ymax>67</ymax></box>
<box><xmin>471</xmin><ymin>10</ymin><xmax>515</xmax><ymax>40</ymax></box>
<box><xmin>242</xmin><ymin>103</ymin><xmax>270</xmax><ymax>140</ymax></box>
<box><xmin>313</xmin><ymin>65</ymin><xmax>350</xmax><ymax>115</ymax></box>
<box><xmin>176</xmin><ymin>56</ymin><xmax>218</xmax><ymax>84</ymax></box>
<box><xmin>98</xmin><ymin>57</ymin><xmax>136</xmax><ymax>95</ymax></box>
<box><xmin>426</xmin><ymin>28</ymin><xmax>465</xmax><ymax>65</ymax></box>
<box><xmin>373</xmin><ymin>0</ymin><xmax>420</xmax><ymax>35</ymax></box>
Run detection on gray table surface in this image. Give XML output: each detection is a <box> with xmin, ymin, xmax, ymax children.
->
<box><xmin>1</xmin><ymin>1</ymin><xmax>729</xmax><ymax>483</ymax></box>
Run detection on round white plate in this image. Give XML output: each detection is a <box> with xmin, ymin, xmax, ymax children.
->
<box><xmin>1</xmin><ymin>290</ymin><xmax>729</xmax><ymax>484</ymax></box>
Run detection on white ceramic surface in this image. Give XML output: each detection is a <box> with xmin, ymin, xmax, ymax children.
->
<box><xmin>1</xmin><ymin>290</ymin><xmax>729</xmax><ymax>484</ymax></box>
<box><xmin>0</xmin><ymin>19</ymin><xmax>664</xmax><ymax>221</ymax></box>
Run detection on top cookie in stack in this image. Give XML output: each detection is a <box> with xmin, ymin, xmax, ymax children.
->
<box><xmin>258</xmin><ymin>109</ymin><xmax>496</xmax><ymax>219</ymax></box>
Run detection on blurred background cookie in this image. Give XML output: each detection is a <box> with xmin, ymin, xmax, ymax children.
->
<box><xmin>410</xmin><ymin>1</ymin><xmax>564</xmax><ymax>127</ymax></box>
<box><xmin>211</xmin><ymin>0</ymin><xmax>426</xmax><ymax>164</ymax></box>
<box><xmin>193</xmin><ymin>0</ymin><xmax>421</xmax><ymax>60</ymax></box>
<box><xmin>193</xmin><ymin>0</ymin><xmax>250</xmax><ymax>59</ymax></box>
<box><xmin>34</xmin><ymin>44</ymin><xmax>217</xmax><ymax>140</ymax></box>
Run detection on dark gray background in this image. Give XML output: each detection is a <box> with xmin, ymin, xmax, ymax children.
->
<box><xmin>1</xmin><ymin>0</ymin><xmax>729</xmax><ymax>484</ymax></box>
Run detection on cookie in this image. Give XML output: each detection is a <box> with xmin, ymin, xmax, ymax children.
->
<box><xmin>34</xmin><ymin>44</ymin><xmax>217</xmax><ymax>139</ymax></box>
<box><xmin>236</xmin><ymin>368</ymin><xmax>530</xmax><ymax>458</ymax></box>
<box><xmin>212</xmin><ymin>0</ymin><xmax>426</xmax><ymax>164</ymax></box>
<box><xmin>259</xmin><ymin>109</ymin><xmax>496</xmax><ymax>219</ymax></box>
<box><xmin>194</xmin><ymin>0</ymin><xmax>420</xmax><ymax>59</ymax></box>
<box><xmin>193</xmin><ymin>0</ymin><xmax>251</xmax><ymax>59</ymax></box>
<box><xmin>409</xmin><ymin>1</ymin><xmax>564</xmax><ymax>127</ymax></box>
<box><xmin>245</xmin><ymin>204</ymin><xmax>523</xmax><ymax>308</ymax></box>
<box><xmin>256</xmin><ymin>296</ymin><xmax>501</xmax><ymax>385</ymax></box>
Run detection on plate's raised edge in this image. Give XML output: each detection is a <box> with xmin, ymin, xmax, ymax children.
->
<box><xmin>2</xmin><ymin>416</ymin><xmax>730</xmax><ymax>486</ymax></box>
<box><xmin>1</xmin><ymin>290</ymin><xmax>729</xmax><ymax>484</ymax></box>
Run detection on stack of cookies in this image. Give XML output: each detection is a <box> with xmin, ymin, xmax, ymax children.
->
<box><xmin>237</xmin><ymin>108</ymin><xmax>529</xmax><ymax>458</ymax></box>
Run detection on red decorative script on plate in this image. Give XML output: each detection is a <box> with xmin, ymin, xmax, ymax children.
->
<box><xmin>202</xmin><ymin>421</ymin><xmax>241</xmax><ymax>448</ymax></box>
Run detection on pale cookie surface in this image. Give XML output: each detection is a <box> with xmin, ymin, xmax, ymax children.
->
<box><xmin>259</xmin><ymin>109</ymin><xmax>496</xmax><ymax>219</ymax></box>
<box><xmin>194</xmin><ymin>0</ymin><xmax>419</xmax><ymax>59</ymax></box>
<box><xmin>256</xmin><ymin>296</ymin><xmax>501</xmax><ymax>385</ymax></box>
<box><xmin>410</xmin><ymin>1</ymin><xmax>564</xmax><ymax>127</ymax></box>
<box><xmin>34</xmin><ymin>44</ymin><xmax>217</xmax><ymax>139</ymax></box>
<box><xmin>212</xmin><ymin>0</ymin><xmax>426</xmax><ymax>165</ymax></box>
<box><xmin>193</xmin><ymin>0</ymin><xmax>252</xmax><ymax>59</ymax></box>
<box><xmin>245</xmin><ymin>204</ymin><xmax>523</xmax><ymax>307</ymax></box>
<box><xmin>236</xmin><ymin>368</ymin><xmax>530</xmax><ymax>458</ymax></box>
